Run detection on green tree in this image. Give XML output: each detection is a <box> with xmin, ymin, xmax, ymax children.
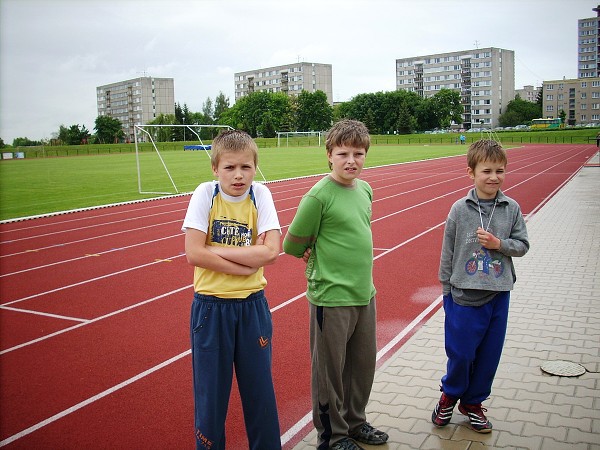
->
<box><xmin>94</xmin><ymin>115</ymin><xmax>124</xmax><ymax>144</ymax></box>
<box><xmin>396</xmin><ymin>102</ymin><xmax>418</xmax><ymax>134</ymax></box>
<box><xmin>258</xmin><ymin>111</ymin><xmax>277</xmax><ymax>138</ymax></box>
<box><xmin>333</xmin><ymin>102</ymin><xmax>352</xmax><ymax>123</ymax></box>
<box><xmin>57</xmin><ymin>125</ymin><xmax>70</xmax><ymax>144</ymax></box>
<box><xmin>214</xmin><ymin>92</ymin><xmax>230</xmax><ymax>123</ymax></box>
<box><xmin>429</xmin><ymin>89</ymin><xmax>464</xmax><ymax>129</ymax></box>
<box><xmin>12</xmin><ymin>137</ymin><xmax>42</xmax><ymax>147</ymax></box>
<box><xmin>498</xmin><ymin>95</ymin><xmax>542</xmax><ymax>127</ymax></box>
<box><xmin>220</xmin><ymin>91</ymin><xmax>292</xmax><ymax>137</ymax></box>
<box><xmin>202</xmin><ymin>97</ymin><xmax>214</xmax><ymax>123</ymax></box>
<box><xmin>61</xmin><ymin>124</ymin><xmax>90</xmax><ymax>145</ymax></box>
<box><xmin>296</xmin><ymin>90</ymin><xmax>333</xmax><ymax>132</ymax></box>
<box><xmin>147</xmin><ymin>113</ymin><xmax>177</xmax><ymax>142</ymax></box>
<box><xmin>381</xmin><ymin>90</ymin><xmax>422</xmax><ymax>134</ymax></box>
<box><xmin>174</xmin><ymin>103</ymin><xmax>190</xmax><ymax>141</ymax></box>
<box><xmin>341</xmin><ymin>90</ymin><xmax>424</xmax><ymax>134</ymax></box>
<box><xmin>497</xmin><ymin>110</ymin><xmax>522</xmax><ymax>128</ymax></box>
<box><xmin>345</xmin><ymin>93</ymin><xmax>381</xmax><ymax>133</ymax></box>
<box><xmin>363</xmin><ymin>107</ymin><xmax>377</xmax><ymax>134</ymax></box>
<box><xmin>558</xmin><ymin>109</ymin><xmax>567</xmax><ymax>124</ymax></box>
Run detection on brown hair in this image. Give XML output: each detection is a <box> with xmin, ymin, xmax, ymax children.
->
<box><xmin>325</xmin><ymin>119</ymin><xmax>370</xmax><ymax>169</ymax></box>
<box><xmin>466</xmin><ymin>139</ymin><xmax>507</xmax><ymax>169</ymax></box>
<box><xmin>210</xmin><ymin>129</ymin><xmax>258</xmax><ymax>168</ymax></box>
<box><xmin>325</xmin><ymin>119</ymin><xmax>370</xmax><ymax>153</ymax></box>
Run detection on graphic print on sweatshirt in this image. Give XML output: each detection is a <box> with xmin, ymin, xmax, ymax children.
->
<box><xmin>464</xmin><ymin>247</ymin><xmax>505</xmax><ymax>278</ymax></box>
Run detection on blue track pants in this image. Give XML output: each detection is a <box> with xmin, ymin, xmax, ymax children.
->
<box><xmin>441</xmin><ymin>291</ymin><xmax>510</xmax><ymax>404</ymax></box>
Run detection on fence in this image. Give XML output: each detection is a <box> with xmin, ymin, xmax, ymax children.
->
<box><xmin>6</xmin><ymin>133</ymin><xmax>597</xmax><ymax>158</ymax></box>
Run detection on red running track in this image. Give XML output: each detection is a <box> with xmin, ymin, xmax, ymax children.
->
<box><xmin>0</xmin><ymin>144</ymin><xmax>595</xmax><ymax>449</ymax></box>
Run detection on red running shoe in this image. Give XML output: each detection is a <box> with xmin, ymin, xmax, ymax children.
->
<box><xmin>431</xmin><ymin>392</ymin><xmax>457</xmax><ymax>427</ymax></box>
<box><xmin>458</xmin><ymin>402</ymin><xmax>493</xmax><ymax>433</ymax></box>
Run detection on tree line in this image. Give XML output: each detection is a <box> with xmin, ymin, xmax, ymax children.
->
<box><xmin>3</xmin><ymin>87</ymin><xmax>544</xmax><ymax>148</ymax></box>
<box><xmin>146</xmin><ymin>88</ymin><xmax>463</xmax><ymax>142</ymax></box>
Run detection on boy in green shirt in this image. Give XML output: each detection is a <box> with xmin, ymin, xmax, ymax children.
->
<box><xmin>283</xmin><ymin>119</ymin><xmax>388</xmax><ymax>450</ymax></box>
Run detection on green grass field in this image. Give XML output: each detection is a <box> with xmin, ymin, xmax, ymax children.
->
<box><xmin>1</xmin><ymin>127</ymin><xmax>596</xmax><ymax>221</ymax></box>
<box><xmin>0</xmin><ymin>144</ymin><xmax>471</xmax><ymax>221</ymax></box>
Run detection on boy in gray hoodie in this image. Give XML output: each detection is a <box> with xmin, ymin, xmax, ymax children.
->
<box><xmin>432</xmin><ymin>139</ymin><xmax>529</xmax><ymax>433</ymax></box>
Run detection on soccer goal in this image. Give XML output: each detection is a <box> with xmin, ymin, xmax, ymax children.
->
<box><xmin>134</xmin><ymin>124</ymin><xmax>233</xmax><ymax>195</ymax></box>
<box><xmin>277</xmin><ymin>131</ymin><xmax>322</xmax><ymax>147</ymax></box>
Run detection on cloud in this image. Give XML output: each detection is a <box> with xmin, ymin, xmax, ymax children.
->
<box><xmin>0</xmin><ymin>0</ymin><xmax>595</xmax><ymax>143</ymax></box>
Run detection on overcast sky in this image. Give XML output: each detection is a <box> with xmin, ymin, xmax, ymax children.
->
<box><xmin>0</xmin><ymin>0</ymin><xmax>595</xmax><ymax>143</ymax></box>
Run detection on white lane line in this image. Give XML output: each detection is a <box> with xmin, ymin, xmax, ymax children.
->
<box><xmin>0</xmin><ymin>350</ymin><xmax>192</xmax><ymax>447</ymax></box>
<box><xmin>0</xmin><ymin>285</ymin><xmax>192</xmax><ymax>355</ymax></box>
<box><xmin>1</xmin><ymin>234</ymin><xmax>181</xmax><ymax>277</ymax></box>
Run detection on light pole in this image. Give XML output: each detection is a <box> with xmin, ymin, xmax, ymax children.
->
<box><xmin>183</xmin><ymin>117</ymin><xmax>186</xmax><ymax>142</ymax></box>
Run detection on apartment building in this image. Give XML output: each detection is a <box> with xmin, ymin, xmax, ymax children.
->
<box><xmin>515</xmin><ymin>85</ymin><xmax>541</xmax><ymax>103</ymax></box>
<box><xmin>578</xmin><ymin>6</ymin><xmax>600</xmax><ymax>78</ymax></box>
<box><xmin>96</xmin><ymin>77</ymin><xmax>175</xmax><ymax>142</ymax></box>
<box><xmin>234</xmin><ymin>62</ymin><xmax>333</xmax><ymax>104</ymax></box>
<box><xmin>542</xmin><ymin>77</ymin><xmax>600</xmax><ymax>125</ymax></box>
<box><xmin>395</xmin><ymin>47</ymin><xmax>515</xmax><ymax>129</ymax></box>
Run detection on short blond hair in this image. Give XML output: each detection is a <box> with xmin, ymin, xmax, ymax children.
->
<box><xmin>210</xmin><ymin>129</ymin><xmax>258</xmax><ymax>168</ymax></box>
<box><xmin>467</xmin><ymin>139</ymin><xmax>507</xmax><ymax>169</ymax></box>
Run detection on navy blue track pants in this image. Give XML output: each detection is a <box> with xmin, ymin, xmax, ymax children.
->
<box><xmin>190</xmin><ymin>290</ymin><xmax>281</xmax><ymax>450</ymax></box>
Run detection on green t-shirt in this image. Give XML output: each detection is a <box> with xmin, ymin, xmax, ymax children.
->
<box><xmin>283</xmin><ymin>175</ymin><xmax>376</xmax><ymax>306</ymax></box>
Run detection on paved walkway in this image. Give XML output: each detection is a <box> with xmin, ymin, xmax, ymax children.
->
<box><xmin>293</xmin><ymin>156</ymin><xmax>600</xmax><ymax>450</ymax></box>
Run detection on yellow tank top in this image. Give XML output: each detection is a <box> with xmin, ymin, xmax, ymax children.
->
<box><xmin>193</xmin><ymin>185</ymin><xmax>267</xmax><ymax>298</ymax></box>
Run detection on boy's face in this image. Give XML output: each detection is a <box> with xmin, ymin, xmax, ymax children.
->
<box><xmin>328</xmin><ymin>145</ymin><xmax>366</xmax><ymax>186</ymax></box>
<box><xmin>212</xmin><ymin>150</ymin><xmax>256</xmax><ymax>197</ymax></box>
<box><xmin>467</xmin><ymin>159</ymin><xmax>506</xmax><ymax>200</ymax></box>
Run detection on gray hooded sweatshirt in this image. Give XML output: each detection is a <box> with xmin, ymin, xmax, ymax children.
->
<box><xmin>439</xmin><ymin>188</ymin><xmax>530</xmax><ymax>306</ymax></box>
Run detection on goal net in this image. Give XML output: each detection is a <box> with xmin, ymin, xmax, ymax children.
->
<box><xmin>277</xmin><ymin>131</ymin><xmax>322</xmax><ymax>147</ymax></box>
<box><xmin>134</xmin><ymin>124</ymin><xmax>233</xmax><ymax>195</ymax></box>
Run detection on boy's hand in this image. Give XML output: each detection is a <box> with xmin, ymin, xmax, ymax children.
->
<box><xmin>302</xmin><ymin>248</ymin><xmax>311</xmax><ymax>263</ymax></box>
<box><xmin>255</xmin><ymin>233</ymin><xmax>265</xmax><ymax>246</ymax></box>
<box><xmin>477</xmin><ymin>227</ymin><xmax>501</xmax><ymax>250</ymax></box>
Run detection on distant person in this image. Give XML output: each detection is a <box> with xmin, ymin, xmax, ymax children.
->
<box><xmin>460</xmin><ymin>134</ymin><xmax>466</xmax><ymax>144</ymax></box>
<box><xmin>595</xmin><ymin>131</ymin><xmax>600</xmax><ymax>147</ymax></box>
<box><xmin>432</xmin><ymin>139</ymin><xmax>529</xmax><ymax>433</ymax></box>
<box><xmin>283</xmin><ymin>119</ymin><xmax>389</xmax><ymax>450</ymax></box>
<box><xmin>182</xmin><ymin>129</ymin><xmax>282</xmax><ymax>450</ymax></box>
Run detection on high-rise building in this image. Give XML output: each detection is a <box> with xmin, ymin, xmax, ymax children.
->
<box><xmin>395</xmin><ymin>47</ymin><xmax>514</xmax><ymax>129</ymax></box>
<box><xmin>541</xmin><ymin>5</ymin><xmax>600</xmax><ymax>126</ymax></box>
<box><xmin>577</xmin><ymin>6</ymin><xmax>600</xmax><ymax>78</ymax></box>
<box><xmin>542</xmin><ymin>77</ymin><xmax>600</xmax><ymax>126</ymax></box>
<box><xmin>96</xmin><ymin>77</ymin><xmax>175</xmax><ymax>142</ymax></box>
<box><xmin>234</xmin><ymin>62</ymin><xmax>333</xmax><ymax>104</ymax></box>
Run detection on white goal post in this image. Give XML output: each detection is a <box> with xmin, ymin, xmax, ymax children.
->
<box><xmin>277</xmin><ymin>131</ymin><xmax>322</xmax><ymax>147</ymax></box>
<box><xmin>134</xmin><ymin>124</ymin><xmax>233</xmax><ymax>195</ymax></box>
